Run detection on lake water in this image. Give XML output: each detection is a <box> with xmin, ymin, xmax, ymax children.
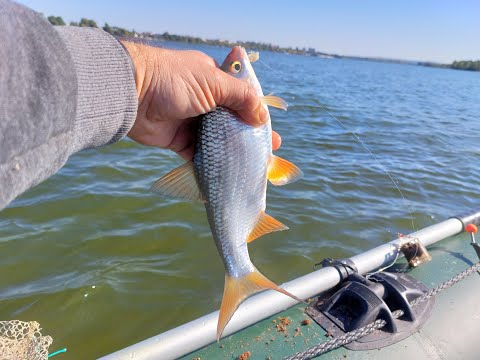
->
<box><xmin>1</xmin><ymin>41</ymin><xmax>479</xmax><ymax>359</ymax></box>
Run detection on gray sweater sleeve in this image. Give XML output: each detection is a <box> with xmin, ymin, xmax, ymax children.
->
<box><xmin>0</xmin><ymin>0</ymin><xmax>137</xmax><ymax>210</ymax></box>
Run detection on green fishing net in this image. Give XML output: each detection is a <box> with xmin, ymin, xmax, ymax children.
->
<box><xmin>0</xmin><ymin>320</ymin><xmax>52</xmax><ymax>360</ymax></box>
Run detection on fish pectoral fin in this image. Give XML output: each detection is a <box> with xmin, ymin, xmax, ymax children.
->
<box><xmin>267</xmin><ymin>155</ymin><xmax>303</xmax><ymax>186</ymax></box>
<box><xmin>247</xmin><ymin>212</ymin><xmax>288</xmax><ymax>243</ymax></box>
<box><xmin>260</xmin><ymin>95</ymin><xmax>288</xmax><ymax>111</ymax></box>
<box><xmin>217</xmin><ymin>268</ymin><xmax>302</xmax><ymax>341</ymax></box>
<box><xmin>150</xmin><ymin>161</ymin><xmax>204</xmax><ymax>202</ymax></box>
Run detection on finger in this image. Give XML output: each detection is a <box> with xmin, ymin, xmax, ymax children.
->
<box><xmin>213</xmin><ymin>71</ymin><xmax>268</xmax><ymax>127</ymax></box>
<box><xmin>167</xmin><ymin>117</ymin><xmax>198</xmax><ymax>160</ymax></box>
<box><xmin>177</xmin><ymin>145</ymin><xmax>195</xmax><ymax>160</ymax></box>
<box><xmin>272</xmin><ymin>131</ymin><xmax>281</xmax><ymax>151</ymax></box>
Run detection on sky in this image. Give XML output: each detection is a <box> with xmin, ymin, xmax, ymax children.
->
<box><xmin>18</xmin><ymin>0</ymin><xmax>480</xmax><ymax>64</ymax></box>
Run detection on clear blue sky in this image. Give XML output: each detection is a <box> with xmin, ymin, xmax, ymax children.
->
<box><xmin>19</xmin><ymin>0</ymin><xmax>480</xmax><ymax>63</ymax></box>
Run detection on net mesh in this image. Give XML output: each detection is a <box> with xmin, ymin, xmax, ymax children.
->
<box><xmin>0</xmin><ymin>320</ymin><xmax>52</xmax><ymax>360</ymax></box>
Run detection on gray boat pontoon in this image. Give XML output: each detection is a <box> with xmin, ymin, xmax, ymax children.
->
<box><xmin>100</xmin><ymin>209</ymin><xmax>480</xmax><ymax>360</ymax></box>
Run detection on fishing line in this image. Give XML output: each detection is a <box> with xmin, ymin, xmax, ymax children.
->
<box><xmin>256</xmin><ymin>58</ymin><xmax>417</xmax><ymax>232</ymax></box>
<box><xmin>319</xmin><ymin>107</ymin><xmax>416</xmax><ymax>232</ymax></box>
<box><xmin>366</xmin><ymin>234</ymin><xmax>420</xmax><ymax>279</ymax></box>
<box><xmin>258</xmin><ymin>58</ymin><xmax>277</xmax><ymax>74</ymax></box>
<box><xmin>365</xmin><ymin>244</ymin><xmax>401</xmax><ymax>279</ymax></box>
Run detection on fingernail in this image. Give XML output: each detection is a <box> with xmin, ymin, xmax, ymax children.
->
<box><xmin>246</xmin><ymin>103</ymin><xmax>268</xmax><ymax>127</ymax></box>
<box><xmin>258</xmin><ymin>106</ymin><xmax>268</xmax><ymax>124</ymax></box>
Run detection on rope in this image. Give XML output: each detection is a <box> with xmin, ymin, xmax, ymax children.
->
<box><xmin>410</xmin><ymin>263</ymin><xmax>480</xmax><ymax>306</ymax></box>
<box><xmin>284</xmin><ymin>262</ymin><xmax>480</xmax><ymax>360</ymax></box>
<box><xmin>48</xmin><ymin>348</ymin><xmax>67</xmax><ymax>358</ymax></box>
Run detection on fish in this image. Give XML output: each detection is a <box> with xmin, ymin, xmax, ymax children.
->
<box><xmin>151</xmin><ymin>46</ymin><xmax>303</xmax><ymax>340</ymax></box>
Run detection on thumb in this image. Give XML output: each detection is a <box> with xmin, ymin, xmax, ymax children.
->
<box><xmin>213</xmin><ymin>71</ymin><xmax>268</xmax><ymax>126</ymax></box>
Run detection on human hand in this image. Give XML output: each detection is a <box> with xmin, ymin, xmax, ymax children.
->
<box><xmin>120</xmin><ymin>41</ymin><xmax>282</xmax><ymax>159</ymax></box>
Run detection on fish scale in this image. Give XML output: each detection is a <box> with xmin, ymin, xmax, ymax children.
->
<box><xmin>194</xmin><ymin>107</ymin><xmax>270</xmax><ymax>277</ymax></box>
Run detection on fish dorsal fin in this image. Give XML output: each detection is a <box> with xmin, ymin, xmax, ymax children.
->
<box><xmin>267</xmin><ymin>155</ymin><xmax>303</xmax><ymax>186</ymax></box>
<box><xmin>260</xmin><ymin>95</ymin><xmax>288</xmax><ymax>110</ymax></box>
<box><xmin>150</xmin><ymin>161</ymin><xmax>204</xmax><ymax>202</ymax></box>
<box><xmin>247</xmin><ymin>212</ymin><xmax>288</xmax><ymax>243</ymax></box>
<box><xmin>217</xmin><ymin>267</ymin><xmax>303</xmax><ymax>340</ymax></box>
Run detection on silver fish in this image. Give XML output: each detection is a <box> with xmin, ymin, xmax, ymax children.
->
<box><xmin>152</xmin><ymin>46</ymin><xmax>302</xmax><ymax>340</ymax></box>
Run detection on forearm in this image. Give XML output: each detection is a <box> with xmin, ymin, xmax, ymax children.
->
<box><xmin>54</xmin><ymin>26</ymin><xmax>137</xmax><ymax>153</ymax></box>
<box><xmin>0</xmin><ymin>0</ymin><xmax>137</xmax><ymax>210</ymax></box>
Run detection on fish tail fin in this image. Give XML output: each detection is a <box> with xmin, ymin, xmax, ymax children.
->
<box><xmin>217</xmin><ymin>268</ymin><xmax>302</xmax><ymax>340</ymax></box>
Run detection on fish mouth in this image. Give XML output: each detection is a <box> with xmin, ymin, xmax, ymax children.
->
<box><xmin>229</xmin><ymin>46</ymin><xmax>247</xmax><ymax>59</ymax></box>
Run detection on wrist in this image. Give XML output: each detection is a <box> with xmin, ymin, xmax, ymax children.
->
<box><xmin>118</xmin><ymin>40</ymin><xmax>152</xmax><ymax>110</ymax></box>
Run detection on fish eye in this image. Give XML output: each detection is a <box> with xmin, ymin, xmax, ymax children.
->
<box><xmin>231</xmin><ymin>61</ymin><xmax>242</xmax><ymax>73</ymax></box>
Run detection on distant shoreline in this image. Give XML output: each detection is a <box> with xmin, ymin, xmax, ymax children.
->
<box><xmin>47</xmin><ymin>15</ymin><xmax>480</xmax><ymax>72</ymax></box>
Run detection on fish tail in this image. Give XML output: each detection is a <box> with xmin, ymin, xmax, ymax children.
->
<box><xmin>217</xmin><ymin>267</ymin><xmax>302</xmax><ymax>340</ymax></box>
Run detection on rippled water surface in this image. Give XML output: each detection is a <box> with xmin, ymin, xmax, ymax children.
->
<box><xmin>1</xmin><ymin>42</ymin><xmax>479</xmax><ymax>359</ymax></box>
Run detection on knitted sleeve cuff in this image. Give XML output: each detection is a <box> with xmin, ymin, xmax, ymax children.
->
<box><xmin>55</xmin><ymin>26</ymin><xmax>138</xmax><ymax>153</ymax></box>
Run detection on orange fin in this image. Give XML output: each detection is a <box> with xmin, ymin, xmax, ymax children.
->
<box><xmin>267</xmin><ymin>155</ymin><xmax>303</xmax><ymax>186</ymax></box>
<box><xmin>260</xmin><ymin>95</ymin><xmax>288</xmax><ymax>110</ymax></box>
<box><xmin>247</xmin><ymin>212</ymin><xmax>288</xmax><ymax>243</ymax></box>
<box><xmin>217</xmin><ymin>268</ymin><xmax>302</xmax><ymax>340</ymax></box>
<box><xmin>150</xmin><ymin>161</ymin><xmax>204</xmax><ymax>202</ymax></box>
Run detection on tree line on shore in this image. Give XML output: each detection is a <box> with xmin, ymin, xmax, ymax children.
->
<box><xmin>46</xmin><ymin>15</ymin><xmax>324</xmax><ymax>56</ymax></box>
<box><xmin>450</xmin><ymin>60</ymin><xmax>480</xmax><ymax>71</ymax></box>
<box><xmin>46</xmin><ymin>16</ymin><xmax>479</xmax><ymax>72</ymax></box>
